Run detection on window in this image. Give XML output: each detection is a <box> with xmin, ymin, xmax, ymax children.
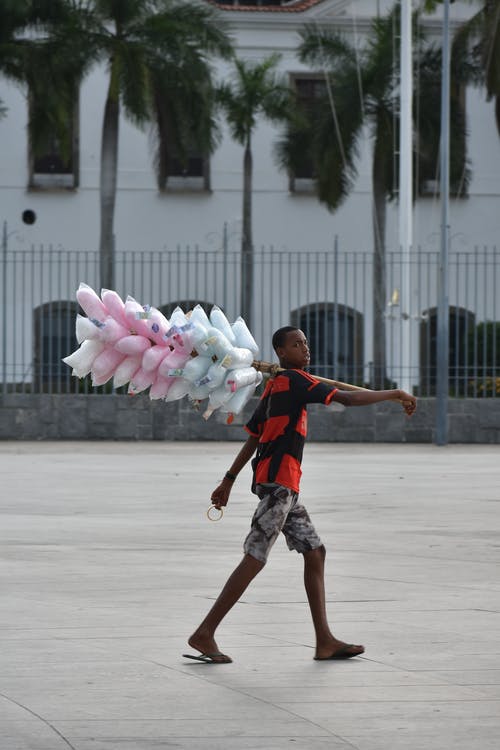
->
<box><xmin>33</xmin><ymin>301</ymin><xmax>79</xmax><ymax>391</ymax></box>
<box><xmin>28</xmin><ymin>95</ymin><xmax>79</xmax><ymax>190</ymax></box>
<box><xmin>288</xmin><ymin>75</ymin><xmax>327</xmax><ymax>191</ymax></box>
<box><xmin>165</xmin><ymin>149</ymin><xmax>209</xmax><ymax>190</ymax></box>
<box><xmin>291</xmin><ymin>302</ymin><xmax>364</xmax><ymax>384</ymax></box>
<box><xmin>159</xmin><ymin>139</ymin><xmax>210</xmax><ymax>192</ymax></box>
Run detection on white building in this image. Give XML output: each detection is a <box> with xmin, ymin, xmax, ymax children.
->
<box><xmin>1</xmin><ymin>0</ymin><xmax>499</xmax><ymax>393</ymax></box>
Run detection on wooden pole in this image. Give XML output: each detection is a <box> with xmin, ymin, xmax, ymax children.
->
<box><xmin>252</xmin><ymin>360</ymin><xmax>369</xmax><ymax>392</ymax></box>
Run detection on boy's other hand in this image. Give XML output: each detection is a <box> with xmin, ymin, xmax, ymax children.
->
<box><xmin>399</xmin><ymin>390</ymin><xmax>417</xmax><ymax>417</ymax></box>
<box><xmin>211</xmin><ymin>482</ymin><xmax>231</xmax><ymax>509</ymax></box>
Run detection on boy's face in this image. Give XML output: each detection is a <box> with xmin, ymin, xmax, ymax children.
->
<box><xmin>275</xmin><ymin>329</ymin><xmax>310</xmax><ymax>369</ymax></box>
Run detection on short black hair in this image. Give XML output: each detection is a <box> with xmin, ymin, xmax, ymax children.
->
<box><xmin>272</xmin><ymin>326</ymin><xmax>299</xmax><ymax>352</ymax></box>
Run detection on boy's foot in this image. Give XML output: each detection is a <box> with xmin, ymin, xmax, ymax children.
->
<box><xmin>186</xmin><ymin>632</ymin><xmax>232</xmax><ymax>664</ymax></box>
<box><xmin>314</xmin><ymin>639</ymin><xmax>364</xmax><ymax>660</ymax></box>
<box><xmin>183</xmin><ymin>652</ymin><xmax>232</xmax><ymax>664</ymax></box>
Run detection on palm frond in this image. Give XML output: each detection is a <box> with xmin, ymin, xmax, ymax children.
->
<box><xmin>415</xmin><ymin>42</ymin><xmax>471</xmax><ymax>198</ymax></box>
<box><xmin>452</xmin><ymin>1</ymin><xmax>500</xmax><ymax>138</ymax></box>
<box><xmin>150</xmin><ymin>60</ymin><xmax>220</xmax><ymax>189</ymax></box>
<box><xmin>117</xmin><ymin>40</ymin><xmax>151</xmax><ymax>125</ymax></box>
<box><xmin>299</xmin><ymin>25</ymin><xmax>357</xmax><ymax>69</ymax></box>
<box><xmin>217</xmin><ymin>54</ymin><xmax>291</xmax><ymax>146</ymax></box>
<box><xmin>139</xmin><ymin>0</ymin><xmax>233</xmax><ymax>61</ymax></box>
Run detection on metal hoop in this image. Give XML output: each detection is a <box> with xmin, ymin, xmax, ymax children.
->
<box><xmin>207</xmin><ymin>504</ymin><xmax>224</xmax><ymax>522</ymax></box>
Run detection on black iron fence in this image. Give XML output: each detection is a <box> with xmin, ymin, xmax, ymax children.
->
<box><xmin>1</xmin><ymin>239</ymin><xmax>499</xmax><ymax>397</ymax></box>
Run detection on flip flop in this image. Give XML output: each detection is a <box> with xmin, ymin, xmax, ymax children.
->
<box><xmin>314</xmin><ymin>644</ymin><xmax>364</xmax><ymax>660</ymax></box>
<box><xmin>183</xmin><ymin>652</ymin><xmax>232</xmax><ymax>664</ymax></box>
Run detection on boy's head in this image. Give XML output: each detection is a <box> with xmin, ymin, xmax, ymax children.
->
<box><xmin>272</xmin><ymin>326</ymin><xmax>310</xmax><ymax>370</ymax></box>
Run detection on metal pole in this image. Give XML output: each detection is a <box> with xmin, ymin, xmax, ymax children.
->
<box><xmin>399</xmin><ymin>0</ymin><xmax>413</xmax><ymax>394</ymax></box>
<box><xmin>333</xmin><ymin>235</ymin><xmax>339</xmax><ymax>378</ymax></box>
<box><xmin>436</xmin><ymin>0</ymin><xmax>451</xmax><ymax>445</ymax></box>
<box><xmin>223</xmin><ymin>222</ymin><xmax>228</xmax><ymax>314</ymax></box>
<box><xmin>2</xmin><ymin>221</ymin><xmax>7</xmax><ymax>396</ymax></box>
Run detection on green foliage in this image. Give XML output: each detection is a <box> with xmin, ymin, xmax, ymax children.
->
<box><xmin>468</xmin><ymin>321</ymin><xmax>500</xmax><ymax>368</ymax></box>
<box><xmin>415</xmin><ymin>44</ymin><xmax>471</xmax><ymax>196</ymax></box>
<box><xmin>277</xmin><ymin>2</ymin><xmax>470</xmax><ymax>211</ymax></box>
<box><xmin>217</xmin><ymin>54</ymin><xmax>293</xmax><ymax>146</ymax></box>
<box><xmin>468</xmin><ymin>377</ymin><xmax>500</xmax><ymax>397</ymax></box>
<box><xmin>466</xmin><ymin>320</ymin><xmax>500</xmax><ymax>396</ymax></box>
<box><xmin>453</xmin><ymin>1</ymin><xmax>500</xmax><ymax>135</ymax></box>
<box><xmin>0</xmin><ymin>0</ymin><xmax>233</xmax><ymax>183</ymax></box>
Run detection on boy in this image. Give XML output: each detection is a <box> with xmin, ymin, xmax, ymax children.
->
<box><xmin>184</xmin><ymin>327</ymin><xmax>417</xmax><ymax>664</ymax></box>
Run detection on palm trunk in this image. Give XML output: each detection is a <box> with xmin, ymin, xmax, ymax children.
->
<box><xmin>241</xmin><ymin>135</ymin><xmax>253</xmax><ymax>328</ymax></box>
<box><xmin>372</xmin><ymin>131</ymin><xmax>388</xmax><ymax>389</ymax></box>
<box><xmin>99</xmin><ymin>68</ymin><xmax>119</xmax><ymax>290</ymax></box>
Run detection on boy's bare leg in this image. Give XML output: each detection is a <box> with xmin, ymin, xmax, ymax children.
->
<box><xmin>188</xmin><ymin>553</ymin><xmax>265</xmax><ymax>662</ymax></box>
<box><xmin>303</xmin><ymin>546</ymin><xmax>364</xmax><ymax>659</ymax></box>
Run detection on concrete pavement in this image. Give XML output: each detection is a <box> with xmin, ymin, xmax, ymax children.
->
<box><xmin>0</xmin><ymin>441</ymin><xmax>499</xmax><ymax>750</ymax></box>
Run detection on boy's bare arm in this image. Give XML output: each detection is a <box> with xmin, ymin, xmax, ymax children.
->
<box><xmin>334</xmin><ymin>388</ymin><xmax>417</xmax><ymax>417</ymax></box>
<box><xmin>211</xmin><ymin>435</ymin><xmax>260</xmax><ymax>508</ymax></box>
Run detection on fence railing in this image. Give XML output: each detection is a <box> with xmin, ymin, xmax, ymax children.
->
<box><xmin>1</xmin><ymin>240</ymin><xmax>499</xmax><ymax>397</ymax></box>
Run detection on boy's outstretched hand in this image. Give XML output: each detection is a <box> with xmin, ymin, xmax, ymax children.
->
<box><xmin>399</xmin><ymin>390</ymin><xmax>417</xmax><ymax>417</ymax></box>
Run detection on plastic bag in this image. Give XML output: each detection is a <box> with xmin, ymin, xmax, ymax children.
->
<box><xmin>62</xmin><ymin>339</ymin><xmax>105</xmax><ymax>378</ymax></box>
<box><xmin>91</xmin><ymin>347</ymin><xmax>125</xmax><ymax>379</ymax></box>
<box><xmin>198</xmin><ymin>327</ymin><xmax>233</xmax><ymax>360</ymax></box>
<box><xmin>225</xmin><ymin>366</ymin><xmax>259</xmax><ymax>392</ymax></box>
<box><xmin>210</xmin><ymin>305</ymin><xmax>236</xmax><ymax>344</ymax></box>
<box><xmin>158</xmin><ymin>348</ymin><xmax>191</xmax><ymax>378</ymax></box>
<box><xmin>202</xmin><ymin>382</ymin><xmax>234</xmax><ymax>419</ymax></box>
<box><xmin>128</xmin><ymin>367</ymin><xmax>155</xmax><ymax>395</ymax></box>
<box><xmin>220</xmin><ymin>381</ymin><xmax>260</xmax><ymax>415</ymax></box>
<box><xmin>188</xmin><ymin>304</ymin><xmax>211</xmax><ymax>330</ymax></box>
<box><xmin>75</xmin><ymin>314</ymin><xmax>101</xmax><ymax>344</ymax></box>
<box><xmin>115</xmin><ymin>335</ymin><xmax>152</xmax><ymax>355</ymax></box>
<box><xmin>149</xmin><ymin>374</ymin><xmax>173</xmax><ymax>400</ymax></box>
<box><xmin>76</xmin><ymin>282</ymin><xmax>108</xmax><ymax>322</ymax></box>
<box><xmin>113</xmin><ymin>355</ymin><xmax>142</xmax><ymax>389</ymax></box>
<box><xmin>202</xmin><ymin>362</ymin><xmax>227</xmax><ymax>391</ymax></box>
<box><xmin>164</xmin><ymin>378</ymin><xmax>191</xmax><ymax>402</ymax></box>
<box><xmin>101</xmin><ymin>288</ymin><xmax>128</xmax><ymax>327</ymax></box>
<box><xmin>220</xmin><ymin>347</ymin><xmax>254</xmax><ymax>370</ymax></box>
<box><xmin>145</xmin><ymin>307</ymin><xmax>170</xmax><ymax>345</ymax></box>
<box><xmin>179</xmin><ymin>355</ymin><xmax>212</xmax><ymax>383</ymax></box>
<box><xmin>124</xmin><ymin>296</ymin><xmax>153</xmax><ymax>337</ymax></box>
<box><xmin>232</xmin><ymin>317</ymin><xmax>259</xmax><ymax>355</ymax></box>
<box><xmin>142</xmin><ymin>344</ymin><xmax>169</xmax><ymax>372</ymax></box>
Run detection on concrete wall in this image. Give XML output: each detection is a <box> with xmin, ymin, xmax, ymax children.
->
<box><xmin>1</xmin><ymin>394</ymin><xmax>499</xmax><ymax>443</ymax></box>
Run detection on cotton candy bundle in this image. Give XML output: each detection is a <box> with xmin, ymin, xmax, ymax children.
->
<box><xmin>63</xmin><ymin>283</ymin><xmax>261</xmax><ymax>419</ymax></box>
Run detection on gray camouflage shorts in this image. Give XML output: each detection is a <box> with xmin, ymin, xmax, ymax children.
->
<box><xmin>243</xmin><ymin>483</ymin><xmax>323</xmax><ymax>563</ymax></box>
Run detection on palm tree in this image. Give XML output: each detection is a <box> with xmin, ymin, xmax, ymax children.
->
<box><xmin>0</xmin><ymin>1</ymin><xmax>25</xmax><ymax>119</ymax></box>
<box><xmin>2</xmin><ymin>1</ymin><xmax>232</xmax><ymax>288</ymax></box>
<box><xmin>217</xmin><ymin>54</ymin><xmax>294</xmax><ymax>328</ymax></box>
<box><xmin>0</xmin><ymin>1</ymin><xmax>82</xmax><ymax>155</ymax></box>
<box><xmin>50</xmin><ymin>0</ymin><xmax>232</xmax><ymax>290</ymax></box>
<box><xmin>277</xmin><ymin>4</ymin><xmax>469</xmax><ymax>388</ymax></box>
<box><xmin>452</xmin><ymin>1</ymin><xmax>500</xmax><ymax>134</ymax></box>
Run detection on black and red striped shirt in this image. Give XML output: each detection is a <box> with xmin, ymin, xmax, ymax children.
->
<box><xmin>245</xmin><ymin>369</ymin><xmax>338</xmax><ymax>493</ymax></box>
